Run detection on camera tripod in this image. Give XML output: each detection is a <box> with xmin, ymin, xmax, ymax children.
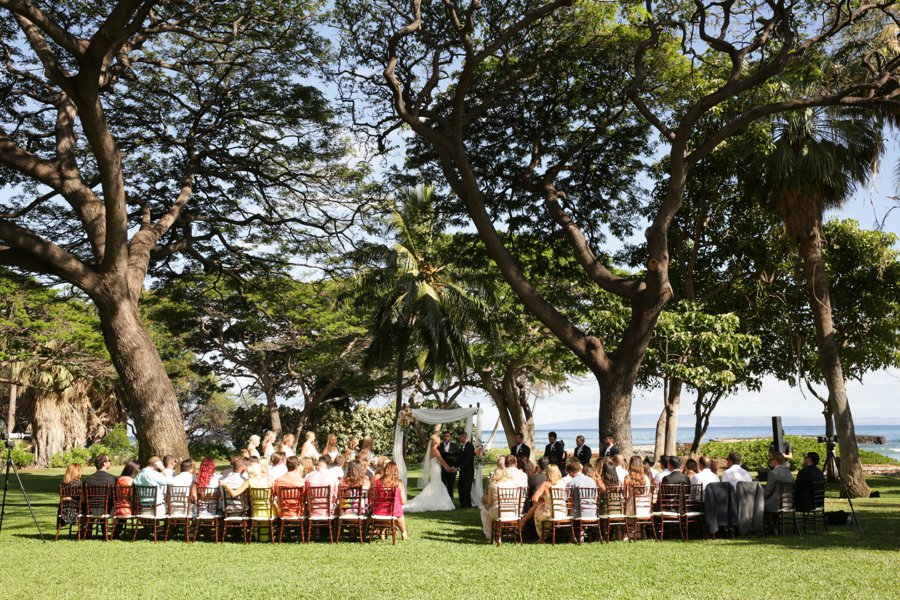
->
<box><xmin>823</xmin><ymin>438</ymin><xmax>861</xmax><ymax>533</ymax></box>
<box><xmin>0</xmin><ymin>440</ymin><xmax>46</xmax><ymax>542</ymax></box>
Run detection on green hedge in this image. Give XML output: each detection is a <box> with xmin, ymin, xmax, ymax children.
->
<box><xmin>699</xmin><ymin>435</ymin><xmax>899</xmax><ymax>471</ymax></box>
<box><xmin>8</xmin><ymin>442</ymin><xmax>35</xmax><ymax>467</ymax></box>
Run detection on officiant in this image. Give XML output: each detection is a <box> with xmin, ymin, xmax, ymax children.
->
<box><xmin>438</xmin><ymin>431</ymin><xmax>459</xmax><ymax>500</ymax></box>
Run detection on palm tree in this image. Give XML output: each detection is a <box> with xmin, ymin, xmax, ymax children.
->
<box><xmin>762</xmin><ymin>106</ymin><xmax>882</xmax><ymax>497</ymax></box>
<box><xmin>357</xmin><ymin>185</ymin><xmax>497</xmax><ymax>424</ymax></box>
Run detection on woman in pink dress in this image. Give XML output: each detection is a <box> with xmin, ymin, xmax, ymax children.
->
<box><xmin>370</xmin><ymin>461</ymin><xmax>407</xmax><ymax>540</ymax></box>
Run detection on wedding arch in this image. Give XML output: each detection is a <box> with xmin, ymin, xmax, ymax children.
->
<box><xmin>392</xmin><ymin>406</ymin><xmax>485</xmax><ymax>508</ymax></box>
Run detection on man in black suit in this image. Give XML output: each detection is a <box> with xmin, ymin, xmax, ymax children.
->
<box><xmin>599</xmin><ymin>434</ymin><xmax>619</xmax><ymax>459</ymax></box>
<box><xmin>83</xmin><ymin>454</ymin><xmax>117</xmax><ymax>486</ymax></box>
<box><xmin>794</xmin><ymin>451</ymin><xmax>825</xmax><ymax>512</ymax></box>
<box><xmin>543</xmin><ymin>431</ymin><xmax>566</xmax><ymax>468</ymax></box>
<box><xmin>455</xmin><ymin>431</ymin><xmax>475</xmax><ymax>508</ymax></box>
<box><xmin>438</xmin><ymin>431</ymin><xmax>459</xmax><ymax>500</ymax></box>
<box><xmin>661</xmin><ymin>456</ymin><xmax>691</xmax><ymax>486</ymax></box>
<box><xmin>573</xmin><ymin>435</ymin><xmax>592</xmax><ymax>466</ymax></box>
<box><xmin>510</xmin><ymin>432</ymin><xmax>531</xmax><ymax>462</ymax></box>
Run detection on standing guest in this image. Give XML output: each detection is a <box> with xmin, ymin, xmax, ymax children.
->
<box><xmin>268</xmin><ymin>452</ymin><xmax>288</xmax><ymax>480</ymax></box>
<box><xmin>261</xmin><ymin>431</ymin><xmax>277</xmax><ymax>459</ymax></box>
<box><xmin>615</xmin><ymin>454</ymin><xmax>629</xmax><ymax>484</ymax></box>
<box><xmin>764</xmin><ymin>453</ymin><xmax>794</xmax><ymax>514</ymax></box>
<box><xmin>692</xmin><ymin>456</ymin><xmax>720</xmax><ymax>491</ymax></box>
<box><xmin>370</xmin><ymin>461</ymin><xmax>408</xmax><ymax>541</ymax></box>
<box><xmin>528</xmin><ymin>457</ymin><xmax>549</xmax><ymax>499</ymax></box>
<box><xmin>114</xmin><ymin>461</ymin><xmax>140</xmax><ymax>516</ymax></box>
<box><xmin>543</xmin><ymin>432</ymin><xmax>566</xmax><ymax>469</ymax></box>
<box><xmin>654</xmin><ymin>456</ymin><xmax>671</xmax><ymax>483</ymax></box>
<box><xmin>84</xmin><ymin>454</ymin><xmax>117</xmax><ymax>486</ymax></box>
<box><xmin>280</xmin><ymin>434</ymin><xmax>296</xmax><ymax>458</ymax></box>
<box><xmin>134</xmin><ymin>456</ymin><xmax>174</xmax><ymax>516</ymax></box>
<box><xmin>323</xmin><ymin>434</ymin><xmax>340</xmax><ymax>460</ymax></box>
<box><xmin>343</xmin><ymin>436</ymin><xmax>360</xmax><ymax>461</ymax></box>
<box><xmin>361</xmin><ymin>436</ymin><xmax>376</xmax><ymax>457</ymax></box>
<box><xmin>456</xmin><ymin>431</ymin><xmax>476</xmax><ymax>508</ymax></box>
<box><xmin>599</xmin><ymin>435</ymin><xmax>619</xmax><ymax>459</ymax></box>
<box><xmin>510</xmin><ymin>432</ymin><xmax>531</xmax><ymax>462</ymax></box>
<box><xmin>357</xmin><ymin>449</ymin><xmax>373</xmax><ymax>478</ymax></box>
<box><xmin>246</xmin><ymin>434</ymin><xmax>261</xmax><ymax>459</ymax></box>
<box><xmin>794</xmin><ymin>452</ymin><xmax>825</xmax><ymax>512</ymax></box>
<box><xmin>721</xmin><ymin>452</ymin><xmax>752</xmax><ymax>488</ymax></box>
<box><xmin>439</xmin><ymin>431</ymin><xmax>459</xmax><ymax>500</ymax></box>
<box><xmin>662</xmin><ymin>457</ymin><xmax>691</xmax><ymax>486</ymax></box>
<box><xmin>329</xmin><ymin>455</ymin><xmax>346</xmax><ymax>481</ymax></box>
<box><xmin>573</xmin><ymin>435</ymin><xmax>592</xmax><ymax>466</ymax></box>
<box><xmin>171</xmin><ymin>459</ymin><xmax>195</xmax><ymax>487</ymax></box>
<box><xmin>624</xmin><ymin>455</ymin><xmax>651</xmax><ymax>488</ymax></box>
<box><xmin>504</xmin><ymin>455</ymin><xmax>529</xmax><ymax>488</ymax></box>
<box><xmin>58</xmin><ymin>463</ymin><xmax>84</xmax><ymax>529</ymax></box>
<box><xmin>566</xmin><ymin>461</ymin><xmax>598</xmax><ymax>519</ymax></box>
<box><xmin>161</xmin><ymin>455</ymin><xmax>177</xmax><ymax>478</ymax></box>
<box><xmin>300</xmin><ymin>432</ymin><xmax>320</xmax><ymax>460</ymax></box>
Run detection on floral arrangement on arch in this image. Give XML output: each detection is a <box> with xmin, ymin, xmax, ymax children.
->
<box><xmin>397</xmin><ymin>408</ymin><xmax>415</xmax><ymax>429</ymax></box>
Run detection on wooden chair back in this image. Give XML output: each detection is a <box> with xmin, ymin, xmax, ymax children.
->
<box><xmin>222</xmin><ymin>488</ymin><xmax>249</xmax><ymax>518</ymax></box>
<box><xmin>58</xmin><ymin>482</ymin><xmax>82</xmax><ymax>518</ymax></box>
<box><xmin>812</xmin><ymin>480</ymin><xmax>826</xmax><ymax>510</ymax></box>
<box><xmin>113</xmin><ymin>485</ymin><xmax>134</xmax><ymax>516</ymax></box>
<box><xmin>549</xmin><ymin>487</ymin><xmax>572</xmax><ymax>519</ymax></box>
<box><xmin>496</xmin><ymin>486</ymin><xmax>523</xmax><ymax>520</ymax></box>
<box><xmin>306</xmin><ymin>485</ymin><xmax>335</xmax><ymax>518</ymax></box>
<box><xmin>657</xmin><ymin>484</ymin><xmax>683</xmax><ymax>514</ymax></box>
<box><xmin>249</xmin><ymin>487</ymin><xmax>275</xmax><ymax>519</ymax></box>
<box><xmin>194</xmin><ymin>486</ymin><xmax>221</xmax><ymax>517</ymax></box>
<box><xmin>166</xmin><ymin>486</ymin><xmax>192</xmax><ymax>518</ymax></box>
<box><xmin>134</xmin><ymin>484</ymin><xmax>161</xmax><ymax>517</ymax></box>
<box><xmin>277</xmin><ymin>486</ymin><xmax>306</xmax><ymax>519</ymax></box>
<box><xmin>337</xmin><ymin>486</ymin><xmax>367</xmax><ymax>516</ymax></box>
<box><xmin>84</xmin><ymin>484</ymin><xmax>111</xmax><ymax>517</ymax></box>
<box><xmin>778</xmin><ymin>482</ymin><xmax>795</xmax><ymax>512</ymax></box>
<box><xmin>368</xmin><ymin>485</ymin><xmax>396</xmax><ymax>517</ymax></box>
<box><xmin>628</xmin><ymin>485</ymin><xmax>653</xmax><ymax>518</ymax></box>
<box><xmin>605</xmin><ymin>487</ymin><xmax>626</xmax><ymax>517</ymax></box>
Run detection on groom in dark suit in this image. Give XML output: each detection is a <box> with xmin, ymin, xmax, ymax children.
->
<box><xmin>455</xmin><ymin>431</ymin><xmax>475</xmax><ymax>508</ymax></box>
<box><xmin>438</xmin><ymin>431</ymin><xmax>459</xmax><ymax>500</ymax></box>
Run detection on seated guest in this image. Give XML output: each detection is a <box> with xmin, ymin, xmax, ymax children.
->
<box><xmin>683</xmin><ymin>458</ymin><xmax>700</xmax><ymax>480</ymax></box>
<box><xmin>764</xmin><ymin>453</ymin><xmax>794</xmax><ymax>513</ymax></box>
<box><xmin>339</xmin><ymin>459</ymin><xmax>370</xmax><ymax>491</ymax></box>
<box><xmin>268</xmin><ymin>452</ymin><xmax>287</xmax><ymax>480</ymax></box>
<box><xmin>193</xmin><ymin>457</ymin><xmax>221</xmax><ymax>491</ymax></box>
<box><xmin>274</xmin><ymin>456</ymin><xmax>306</xmax><ymax>493</ymax></box>
<box><xmin>247</xmin><ymin>462</ymin><xmax>273</xmax><ymax>489</ymax></box>
<box><xmin>480</xmin><ymin>467</ymin><xmax>518</xmax><ymax>540</ymax></box>
<box><xmin>58</xmin><ymin>463</ymin><xmax>84</xmax><ymax>528</ymax></box>
<box><xmin>653</xmin><ymin>456</ymin><xmax>671</xmax><ymax>483</ymax></box>
<box><xmin>299</xmin><ymin>457</ymin><xmax>315</xmax><ymax>479</ymax></box>
<box><xmin>528</xmin><ymin>457</ymin><xmax>549</xmax><ymax>498</ymax></box>
<box><xmin>662</xmin><ymin>456</ymin><xmax>691</xmax><ymax>486</ymax></box>
<box><xmin>84</xmin><ymin>454</ymin><xmax>117</xmax><ymax>486</ymax></box>
<box><xmin>329</xmin><ymin>455</ymin><xmax>346</xmax><ymax>481</ymax></box>
<box><xmin>171</xmin><ymin>459</ymin><xmax>195</xmax><ymax>487</ymax></box>
<box><xmin>721</xmin><ymin>452</ymin><xmax>752</xmax><ymax>488</ymax></box>
<box><xmin>624</xmin><ymin>455</ymin><xmax>651</xmax><ymax>488</ymax></box>
<box><xmin>644</xmin><ymin>456</ymin><xmax>658</xmax><ymax>475</ymax></box>
<box><xmin>565</xmin><ymin>461</ymin><xmax>598</xmax><ymax>519</ymax></box>
<box><xmin>134</xmin><ymin>456</ymin><xmax>174</xmax><ymax>516</ymax></box>
<box><xmin>504</xmin><ymin>455</ymin><xmax>529</xmax><ymax>488</ymax></box>
<box><xmin>615</xmin><ymin>454</ymin><xmax>629</xmax><ymax>484</ymax></box>
<box><xmin>220</xmin><ymin>457</ymin><xmax>248</xmax><ymax>494</ymax></box>
<box><xmin>226</xmin><ymin>463</ymin><xmax>275</xmax><ymax>520</ymax></box>
<box><xmin>305</xmin><ymin>458</ymin><xmax>338</xmax><ymax>514</ymax></box>
<box><xmin>369</xmin><ymin>461</ymin><xmax>408</xmax><ymax>541</ymax></box>
<box><xmin>583</xmin><ymin>464</ymin><xmax>605</xmax><ymax>493</ymax></box>
<box><xmin>691</xmin><ymin>455</ymin><xmax>720</xmax><ymax>490</ymax></box>
<box><xmin>601</xmin><ymin>461</ymin><xmax>620</xmax><ymax>489</ymax></box>
<box><xmin>114</xmin><ymin>461</ymin><xmax>140</xmax><ymax>516</ymax></box>
<box><xmin>527</xmin><ymin>465</ymin><xmax>566</xmax><ymax>542</ymax></box>
<box><xmin>161</xmin><ymin>455</ymin><xmax>177</xmax><ymax>478</ymax></box>
<box><xmin>794</xmin><ymin>451</ymin><xmax>825</xmax><ymax>512</ymax></box>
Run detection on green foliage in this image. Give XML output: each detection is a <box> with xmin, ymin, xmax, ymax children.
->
<box><xmin>228</xmin><ymin>404</ymin><xmax>303</xmax><ymax>451</ymax></box>
<box><xmin>99</xmin><ymin>424</ymin><xmax>137</xmax><ymax>463</ymax></box>
<box><xmin>7</xmin><ymin>442</ymin><xmax>34</xmax><ymax>468</ymax></box>
<box><xmin>700</xmin><ymin>435</ymin><xmax>899</xmax><ymax>471</ymax></box>
<box><xmin>187</xmin><ymin>440</ymin><xmax>233</xmax><ymax>461</ymax></box>
<box><xmin>48</xmin><ymin>447</ymin><xmax>92</xmax><ymax>468</ymax></box>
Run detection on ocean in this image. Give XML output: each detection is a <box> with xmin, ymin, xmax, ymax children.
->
<box><xmin>484</xmin><ymin>425</ymin><xmax>900</xmax><ymax>461</ymax></box>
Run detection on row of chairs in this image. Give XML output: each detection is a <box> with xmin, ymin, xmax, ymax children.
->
<box><xmin>56</xmin><ymin>483</ymin><xmax>402</xmax><ymax>544</ymax></box>
<box><xmin>492</xmin><ymin>480</ymin><xmax>826</xmax><ymax>545</ymax></box>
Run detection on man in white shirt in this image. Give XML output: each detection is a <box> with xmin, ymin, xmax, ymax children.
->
<box><xmin>615</xmin><ymin>454</ymin><xmax>629</xmax><ymax>484</ymax></box>
<box><xmin>134</xmin><ymin>456</ymin><xmax>174</xmax><ymax>516</ymax></box>
<box><xmin>171</xmin><ymin>458</ymin><xmax>195</xmax><ymax>487</ymax></box>
<box><xmin>721</xmin><ymin>452</ymin><xmax>752</xmax><ymax>488</ymax></box>
<box><xmin>328</xmin><ymin>455</ymin><xmax>346</xmax><ymax>481</ymax></box>
<box><xmin>268</xmin><ymin>452</ymin><xmax>288</xmax><ymax>480</ymax></box>
<box><xmin>503</xmin><ymin>455</ymin><xmax>528</xmax><ymax>488</ymax></box>
<box><xmin>691</xmin><ymin>455</ymin><xmax>720</xmax><ymax>490</ymax></box>
<box><xmin>162</xmin><ymin>455</ymin><xmax>177</xmax><ymax>479</ymax></box>
<box><xmin>565</xmin><ymin>462</ymin><xmax>598</xmax><ymax>519</ymax></box>
<box><xmin>220</xmin><ymin>457</ymin><xmax>249</xmax><ymax>514</ymax></box>
<box><xmin>653</xmin><ymin>455</ymin><xmax>671</xmax><ymax>483</ymax></box>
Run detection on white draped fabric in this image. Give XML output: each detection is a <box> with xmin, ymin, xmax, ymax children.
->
<box><xmin>393</xmin><ymin>407</ymin><xmax>484</xmax><ymax>508</ymax></box>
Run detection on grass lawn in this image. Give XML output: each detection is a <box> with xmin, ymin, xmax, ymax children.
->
<box><xmin>0</xmin><ymin>467</ymin><xmax>898</xmax><ymax>599</ymax></box>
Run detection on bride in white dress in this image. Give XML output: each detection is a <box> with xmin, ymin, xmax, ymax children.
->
<box><xmin>404</xmin><ymin>434</ymin><xmax>456</xmax><ymax>512</ymax></box>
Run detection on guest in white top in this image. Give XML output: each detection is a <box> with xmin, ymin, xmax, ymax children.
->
<box><xmin>654</xmin><ymin>455</ymin><xmax>672</xmax><ymax>483</ymax></box>
<box><xmin>268</xmin><ymin>452</ymin><xmax>288</xmax><ymax>480</ymax></box>
<box><xmin>300</xmin><ymin>432</ymin><xmax>320</xmax><ymax>461</ymax></box>
<box><xmin>261</xmin><ymin>431</ymin><xmax>277</xmax><ymax>460</ymax></box>
<box><xmin>328</xmin><ymin>455</ymin><xmax>346</xmax><ymax>480</ymax></box>
<box><xmin>721</xmin><ymin>452</ymin><xmax>752</xmax><ymax>488</ymax></box>
<box><xmin>246</xmin><ymin>434</ymin><xmax>261</xmax><ymax>459</ymax></box>
<box><xmin>161</xmin><ymin>455</ymin><xmax>177</xmax><ymax>479</ymax></box>
<box><xmin>322</xmin><ymin>434</ymin><xmax>340</xmax><ymax>460</ymax></box>
<box><xmin>615</xmin><ymin>455</ymin><xmax>629</xmax><ymax>484</ymax></box>
<box><xmin>171</xmin><ymin>458</ymin><xmax>195</xmax><ymax>487</ymax></box>
<box><xmin>280</xmin><ymin>434</ymin><xmax>296</xmax><ymax>458</ymax></box>
<box><xmin>503</xmin><ymin>455</ymin><xmax>529</xmax><ymax>488</ymax></box>
<box><xmin>691</xmin><ymin>455</ymin><xmax>720</xmax><ymax>490</ymax></box>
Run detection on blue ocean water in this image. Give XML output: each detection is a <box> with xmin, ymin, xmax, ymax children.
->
<box><xmin>485</xmin><ymin>425</ymin><xmax>900</xmax><ymax>461</ymax></box>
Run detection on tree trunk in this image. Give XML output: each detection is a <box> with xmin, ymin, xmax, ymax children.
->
<box><xmin>664</xmin><ymin>379</ymin><xmax>682</xmax><ymax>456</ymax></box>
<box><xmin>690</xmin><ymin>390</ymin><xmax>707</xmax><ymax>458</ymax></box>
<box><xmin>264</xmin><ymin>388</ymin><xmax>283</xmax><ymax>435</ymax></box>
<box><xmin>654</xmin><ymin>404</ymin><xmax>666</xmax><ymax>460</ymax></box>
<box><xmin>795</xmin><ymin>222</ymin><xmax>869</xmax><ymax>497</ymax></box>
<box><xmin>95</xmin><ymin>292</ymin><xmax>189</xmax><ymax>463</ymax></box>
<box><xmin>598</xmin><ymin>375</ymin><xmax>633</xmax><ymax>456</ymax></box>
<box><xmin>29</xmin><ymin>390</ymin><xmax>89</xmax><ymax>467</ymax></box>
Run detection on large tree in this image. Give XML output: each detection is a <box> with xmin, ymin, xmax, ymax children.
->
<box><xmin>338</xmin><ymin>0</ymin><xmax>900</xmax><ymax>453</ymax></box>
<box><xmin>0</xmin><ymin>1</ymin><xmax>355</xmax><ymax>459</ymax></box>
